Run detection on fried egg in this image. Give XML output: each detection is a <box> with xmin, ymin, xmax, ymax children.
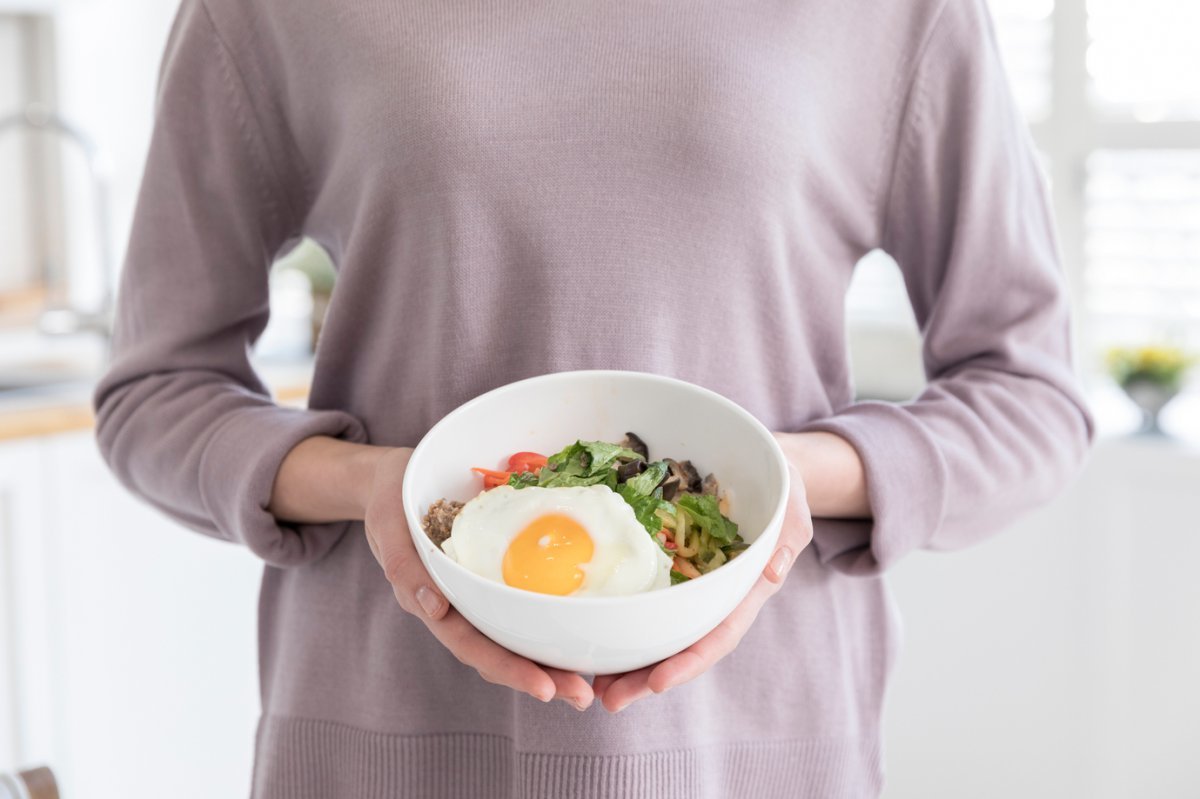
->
<box><xmin>441</xmin><ymin>485</ymin><xmax>673</xmax><ymax>597</ymax></box>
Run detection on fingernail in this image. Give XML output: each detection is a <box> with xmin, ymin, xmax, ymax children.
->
<box><xmin>560</xmin><ymin>696</ymin><xmax>587</xmax><ymax>711</ymax></box>
<box><xmin>415</xmin><ymin>585</ymin><xmax>442</xmax><ymax>618</ymax></box>
<box><xmin>768</xmin><ymin>547</ymin><xmax>793</xmax><ymax>581</ymax></box>
<box><xmin>535</xmin><ymin>689</ymin><xmax>554</xmax><ymax>703</ymax></box>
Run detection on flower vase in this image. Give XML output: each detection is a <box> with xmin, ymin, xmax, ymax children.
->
<box><xmin>1121</xmin><ymin>378</ymin><xmax>1179</xmax><ymax>435</ymax></box>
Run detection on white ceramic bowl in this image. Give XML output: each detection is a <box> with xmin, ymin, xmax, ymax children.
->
<box><xmin>401</xmin><ymin>369</ymin><xmax>789</xmax><ymax>674</ymax></box>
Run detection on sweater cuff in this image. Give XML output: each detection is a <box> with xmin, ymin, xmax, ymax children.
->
<box><xmin>797</xmin><ymin>400</ymin><xmax>948</xmax><ymax>576</ymax></box>
<box><xmin>198</xmin><ymin>404</ymin><xmax>370</xmax><ymax>567</ymax></box>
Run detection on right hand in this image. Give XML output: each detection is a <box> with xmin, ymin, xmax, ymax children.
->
<box><xmin>362</xmin><ymin>446</ymin><xmax>595</xmax><ymax>710</ymax></box>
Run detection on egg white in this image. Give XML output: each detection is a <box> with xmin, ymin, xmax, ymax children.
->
<box><xmin>441</xmin><ymin>484</ymin><xmax>673</xmax><ymax>597</ymax></box>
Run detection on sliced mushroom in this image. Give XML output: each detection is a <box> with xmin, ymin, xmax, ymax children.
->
<box><xmin>664</xmin><ymin>458</ymin><xmax>687</xmax><ymax>486</ymax></box>
<box><xmin>621</xmin><ymin>431</ymin><xmax>649</xmax><ymax>460</ymax></box>
<box><xmin>701</xmin><ymin>473</ymin><xmax>719</xmax><ymax>496</ymax></box>
<box><xmin>616</xmin><ymin>459</ymin><xmax>647</xmax><ymax>483</ymax></box>
<box><xmin>659</xmin><ymin>474</ymin><xmax>681</xmax><ymax>501</ymax></box>
<box><xmin>678</xmin><ymin>460</ymin><xmax>702</xmax><ymax>493</ymax></box>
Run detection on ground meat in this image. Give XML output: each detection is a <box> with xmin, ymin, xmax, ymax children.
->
<box><xmin>421</xmin><ymin>499</ymin><xmax>464</xmax><ymax>548</ymax></box>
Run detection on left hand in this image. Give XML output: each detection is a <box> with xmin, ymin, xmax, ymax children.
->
<box><xmin>591</xmin><ymin>459</ymin><xmax>813</xmax><ymax>712</ymax></box>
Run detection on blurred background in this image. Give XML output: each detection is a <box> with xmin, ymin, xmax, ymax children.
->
<box><xmin>0</xmin><ymin>0</ymin><xmax>1196</xmax><ymax>796</ymax></box>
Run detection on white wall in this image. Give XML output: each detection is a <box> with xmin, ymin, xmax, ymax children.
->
<box><xmin>883</xmin><ymin>436</ymin><xmax>1200</xmax><ymax>798</ymax></box>
<box><xmin>854</xmin><ymin>250</ymin><xmax>1200</xmax><ymax>796</ymax></box>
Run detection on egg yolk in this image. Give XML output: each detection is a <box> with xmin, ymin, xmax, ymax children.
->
<box><xmin>502</xmin><ymin>513</ymin><xmax>595</xmax><ymax>596</ymax></box>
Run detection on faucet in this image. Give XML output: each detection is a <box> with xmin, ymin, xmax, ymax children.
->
<box><xmin>0</xmin><ymin>103</ymin><xmax>115</xmax><ymax>343</ymax></box>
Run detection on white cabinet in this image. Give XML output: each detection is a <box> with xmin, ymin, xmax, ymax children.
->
<box><xmin>0</xmin><ymin>439</ymin><xmax>49</xmax><ymax>768</ymax></box>
<box><xmin>0</xmin><ymin>431</ymin><xmax>262</xmax><ymax>798</ymax></box>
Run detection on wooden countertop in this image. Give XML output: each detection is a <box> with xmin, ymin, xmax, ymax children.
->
<box><xmin>0</xmin><ymin>383</ymin><xmax>312</xmax><ymax>443</ymax></box>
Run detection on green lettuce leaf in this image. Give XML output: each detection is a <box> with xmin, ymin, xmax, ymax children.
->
<box><xmin>670</xmin><ymin>570</ymin><xmax>691</xmax><ymax>585</ymax></box>
<box><xmin>544</xmin><ymin>441</ymin><xmax>590</xmax><ymax>477</ymax></box>
<box><xmin>542</xmin><ymin>439</ymin><xmax>636</xmax><ymax>477</ymax></box>
<box><xmin>507</xmin><ymin>471</ymin><xmax>540</xmax><ymax>489</ymax></box>
<box><xmin>539</xmin><ymin>469</ymin><xmax>618</xmax><ymax>489</ymax></box>
<box><xmin>539</xmin><ymin>439</ymin><xmax>641</xmax><ymax>488</ymax></box>
<box><xmin>621</xmin><ymin>460</ymin><xmax>668</xmax><ymax>496</ymax></box>
<box><xmin>579</xmin><ymin>440</ymin><xmax>643</xmax><ymax>470</ymax></box>
<box><xmin>617</xmin><ymin>482</ymin><xmax>675</xmax><ymax>538</ymax></box>
<box><xmin>676</xmin><ymin>493</ymin><xmax>738</xmax><ymax>544</ymax></box>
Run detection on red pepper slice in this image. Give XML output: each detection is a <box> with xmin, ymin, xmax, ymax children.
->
<box><xmin>471</xmin><ymin>466</ymin><xmax>513</xmax><ymax>489</ymax></box>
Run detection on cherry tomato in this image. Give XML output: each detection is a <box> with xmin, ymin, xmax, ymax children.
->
<box><xmin>507</xmin><ymin>451</ymin><xmax>548</xmax><ymax>474</ymax></box>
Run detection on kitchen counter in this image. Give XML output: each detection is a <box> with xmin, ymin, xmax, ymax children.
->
<box><xmin>0</xmin><ymin>356</ymin><xmax>315</xmax><ymax>442</ymax></box>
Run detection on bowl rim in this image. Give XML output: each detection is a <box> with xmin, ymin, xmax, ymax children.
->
<box><xmin>401</xmin><ymin>368</ymin><xmax>791</xmax><ymax>607</ymax></box>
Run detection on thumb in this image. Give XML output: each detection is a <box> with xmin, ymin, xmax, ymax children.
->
<box><xmin>366</xmin><ymin>517</ymin><xmax>450</xmax><ymax>621</ymax></box>
<box><xmin>764</xmin><ymin>462</ymin><xmax>811</xmax><ymax>584</ymax></box>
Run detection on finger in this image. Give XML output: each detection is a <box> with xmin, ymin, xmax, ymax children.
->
<box><xmin>601</xmin><ymin>474</ymin><xmax>813</xmax><ymax>711</ymax></box>
<box><xmin>764</xmin><ymin>545</ymin><xmax>794</xmax><ymax>584</ymax></box>
<box><xmin>590</xmin><ymin>672</ymin><xmax>619</xmax><ymax>704</ymax></box>
<box><xmin>365</xmin><ymin>527</ymin><xmax>381</xmax><ymax>562</ymax></box>
<box><xmin>426</xmin><ymin>608</ymin><xmax>557</xmax><ymax>702</ymax></box>
<box><xmin>612</xmin><ymin>568</ymin><xmax>784</xmax><ymax>707</ymax></box>
<box><xmin>784</xmin><ymin>462</ymin><xmax>814</xmax><ymax>543</ymax></box>
<box><xmin>604</xmin><ymin>468</ymin><xmax>813</xmax><ymax>709</ymax></box>
<box><xmin>367</xmin><ymin>514</ymin><xmax>450</xmax><ymax>622</ymax></box>
<box><xmin>544</xmin><ymin>667</ymin><xmax>594</xmax><ymax>711</ymax></box>
<box><xmin>596</xmin><ymin>664</ymin><xmax>656</xmax><ymax>713</ymax></box>
<box><xmin>765</xmin><ymin>464</ymin><xmax>813</xmax><ymax>584</ymax></box>
<box><xmin>646</xmin><ymin>571</ymin><xmax>779</xmax><ymax>694</ymax></box>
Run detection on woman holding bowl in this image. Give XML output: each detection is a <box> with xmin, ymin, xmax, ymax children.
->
<box><xmin>94</xmin><ymin>0</ymin><xmax>1093</xmax><ymax>795</ymax></box>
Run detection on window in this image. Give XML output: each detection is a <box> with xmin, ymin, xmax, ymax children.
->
<box><xmin>1070</xmin><ymin>0</ymin><xmax>1200</xmax><ymax>364</ymax></box>
<box><xmin>846</xmin><ymin>0</ymin><xmax>1200</xmax><ymax>396</ymax></box>
<box><xmin>1086</xmin><ymin>0</ymin><xmax>1200</xmax><ymax>120</ymax></box>
<box><xmin>1085</xmin><ymin>150</ymin><xmax>1200</xmax><ymax>349</ymax></box>
<box><xmin>990</xmin><ymin>0</ymin><xmax>1055</xmax><ymax>123</ymax></box>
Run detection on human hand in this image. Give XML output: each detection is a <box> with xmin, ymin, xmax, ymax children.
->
<box><xmin>362</xmin><ymin>446</ymin><xmax>595</xmax><ymax>710</ymax></box>
<box><xmin>591</xmin><ymin>458</ymin><xmax>812</xmax><ymax>712</ymax></box>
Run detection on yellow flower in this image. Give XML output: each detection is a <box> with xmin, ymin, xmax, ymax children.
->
<box><xmin>1105</xmin><ymin>344</ymin><xmax>1194</xmax><ymax>389</ymax></box>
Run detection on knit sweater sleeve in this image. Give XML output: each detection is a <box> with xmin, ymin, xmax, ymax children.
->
<box><xmin>92</xmin><ymin>0</ymin><xmax>368</xmax><ymax>567</ymax></box>
<box><xmin>799</xmin><ymin>0</ymin><xmax>1095</xmax><ymax>576</ymax></box>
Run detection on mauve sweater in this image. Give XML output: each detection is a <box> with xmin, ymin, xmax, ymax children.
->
<box><xmin>92</xmin><ymin>0</ymin><xmax>1095</xmax><ymax>796</ymax></box>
